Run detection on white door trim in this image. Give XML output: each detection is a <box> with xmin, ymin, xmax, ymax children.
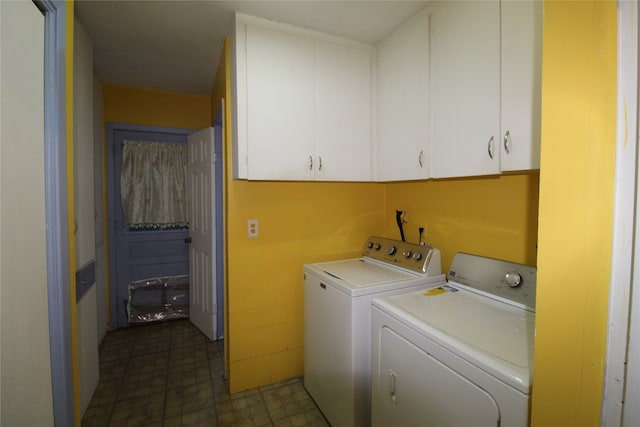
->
<box><xmin>602</xmin><ymin>2</ymin><xmax>638</xmax><ymax>425</ymax></box>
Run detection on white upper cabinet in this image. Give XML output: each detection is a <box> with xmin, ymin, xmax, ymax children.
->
<box><xmin>500</xmin><ymin>1</ymin><xmax>542</xmax><ymax>172</ymax></box>
<box><xmin>376</xmin><ymin>11</ymin><xmax>430</xmax><ymax>181</ymax></box>
<box><xmin>429</xmin><ymin>0</ymin><xmax>501</xmax><ymax>179</ymax></box>
<box><xmin>245</xmin><ymin>24</ymin><xmax>315</xmax><ymax>180</ymax></box>
<box><xmin>315</xmin><ymin>40</ymin><xmax>372</xmax><ymax>181</ymax></box>
<box><xmin>231</xmin><ymin>4</ymin><xmax>541</xmax><ymax>182</ymax></box>
<box><xmin>429</xmin><ymin>0</ymin><xmax>542</xmax><ymax>178</ymax></box>
<box><xmin>232</xmin><ymin>14</ymin><xmax>373</xmax><ymax>181</ymax></box>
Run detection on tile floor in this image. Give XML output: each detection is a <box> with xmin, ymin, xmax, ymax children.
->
<box><xmin>82</xmin><ymin>320</ymin><xmax>328</xmax><ymax>427</ymax></box>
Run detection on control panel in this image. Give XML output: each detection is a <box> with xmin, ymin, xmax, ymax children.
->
<box><xmin>362</xmin><ymin>236</ymin><xmax>441</xmax><ymax>275</ymax></box>
<box><xmin>448</xmin><ymin>253</ymin><xmax>537</xmax><ymax>310</ymax></box>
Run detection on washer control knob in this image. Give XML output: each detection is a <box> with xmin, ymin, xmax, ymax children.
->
<box><xmin>387</xmin><ymin>246</ymin><xmax>397</xmax><ymax>255</ymax></box>
<box><xmin>402</xmin><ymin>251</ymin><xmax>412</xmax><ymax>258</ymax></box>
<box><xmin>373</xmin><ymin>243</ymin><xmax>381</xmax><ymax>250</ymax></box>
<box><xmin>505</xmin><ymin>272</ymin><xmax>523</xmax><ymax>288</ymax></box>
<box><xmin>367</xmin><ymin>242</ymin><xmax>374</xmax><ymax>249</ymax></box>
<box><xmin>412</xmin><ymin>252</ymin><xmax>423</xmax><ymax>261</ymax></box>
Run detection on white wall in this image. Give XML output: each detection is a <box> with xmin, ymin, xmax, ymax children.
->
<box><xmin>74</xmin><ymin>18</ymin><xmax>99</xmax><ymax>415</ymax></box>
<box><xmin>0</xmin><ymin>1</ymin><xmax>54</xmax><ymax>425</ymax></box>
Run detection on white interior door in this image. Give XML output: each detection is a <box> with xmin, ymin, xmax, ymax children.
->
<box><xmin>188</xmin><ymin>127</ymin><xmax>216</xmax><ymax>340</ymax></box>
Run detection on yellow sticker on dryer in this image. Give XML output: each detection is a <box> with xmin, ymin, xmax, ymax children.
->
<box><xmin>423</xmin><ymin>287</ymin><xmax>446</xmax><ymax>297</ymax></box>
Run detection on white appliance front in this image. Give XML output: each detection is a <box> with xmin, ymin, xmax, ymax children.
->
<box><xmin>371</xmin><ymin>254</ymin><xmax>536</xmax><ymax>427</ymax></box>
<box><xmin>303</xmin><ymin>237</ymin><xmax>445</xmax><ymax>427</ymax></box>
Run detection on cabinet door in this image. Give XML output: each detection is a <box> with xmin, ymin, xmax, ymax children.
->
<box><xmin>245</xmin><ymin>25</ymin><xmax>315</xmax><ymax>180</ymax></box>
<box><xmin>376</xmin><ymin>12</ymin><xmax>430</xmax><ymax>182</ymax></box>
<box><xmin>315</xmin><ymin>40</ymin><xmax>372</xmax><ymax>181</ymax></box>
<box><xmin>500</xmin><ymin>0</ymin><xmax>542</xmax><ymax>171</ymax></box>
<box><xmin>430</xmin><ymin>0</ymin><xmax>500</xmax><ymax>178</ymax></box>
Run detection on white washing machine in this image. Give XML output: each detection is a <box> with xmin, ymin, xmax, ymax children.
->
<box><xmin>371</xmin><ymin>253</ymin><xmax>537</xmax><ymax>427</ymax></box>
<box><xmin>304</xmin><ymin>236</ymin><xmax>445</xmax><ymax>427</ymax></box>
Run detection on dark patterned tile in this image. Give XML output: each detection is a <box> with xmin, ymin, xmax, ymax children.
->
<box><xmin>262</xmin><ymin>380</ymin><xmax>316</xmax><ymax>421</ymax></box>
<box><xmin>83</xmin><ymin>320</ymin><xmax>323</xmax><ymax>427</ymax></box>
<box><xmin>108</xmin><ymin>392</ymin><xmax>165</xmax><ymax>426</ymax></box>
<box><xmin>81</xmin><ymin>403</ymin><xmax>113</xmax><ymax>427</ymax></box>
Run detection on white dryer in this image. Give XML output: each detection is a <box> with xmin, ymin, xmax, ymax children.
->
<box><xmin>371</xmin><ymin>253</ymin><xmax>537</xmax><ymax>427</ymax></box>
<box><xmin>304</xmin><ymin>236</ymin><xmax>445</xmax><ymax>427</ymax></box>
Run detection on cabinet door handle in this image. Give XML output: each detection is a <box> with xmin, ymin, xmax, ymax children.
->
<box><xmin>418</xmin><ymin>150</ymin><xmax>424</xmax><ymax>168</ymax></box>
<box><xmin>503</xmin><ymin>130</ymin><xmax>511</xmax><ymax>154</ymax></box>
<box><xmin>487</xmin><ymin>136</ymin><xmax>495</xmax><ymax>159</ymax></box>
<box><xmin>309</xmin><ymin>156</ymin><xmax>313</xmax><ymax>171</ymax></box>
<box><xmin>318</xmin><ymin>156</ymin><xmax>322</xmax><ymax>171</ymax></box>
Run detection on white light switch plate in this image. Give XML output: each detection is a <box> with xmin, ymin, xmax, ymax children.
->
<box><xmin>248</xmin><ymin>219</ymin><xmax>258</xmax><ymax>238</ymax></box>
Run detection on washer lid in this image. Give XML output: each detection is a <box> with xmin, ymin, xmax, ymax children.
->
<box><xmin>305</xmin><ymin>259</ymin><xmax>446</xmax><ymax>298</ymax></box>
<box><xmin>374</xmin><ymin>285</ymin><xmax>534</xmax><ymax>394</ymax></box>
<box><xmin>310</xmin><ymin>259</ymin><xmax>415</xmax><ymax>287</ymax></box>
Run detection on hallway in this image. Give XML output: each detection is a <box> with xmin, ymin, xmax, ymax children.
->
<box><xmin>81</xmin><ymin>320</ymin><xmax>327</xmax><ymax>426</ymax></box>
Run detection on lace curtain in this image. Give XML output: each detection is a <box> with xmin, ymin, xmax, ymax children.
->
<box><xmin>121</xmin><ymin>140</ymin><xmax>188</xmax><ymax>231</ymax></box>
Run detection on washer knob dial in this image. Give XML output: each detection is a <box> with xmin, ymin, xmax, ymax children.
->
<box><xmin>373</xmin><ymin>243</ymin><xmax>381</xmax><ymax>250</ymax></box>
<box><xmin>505</xmin><ymin>272</ymin><xmax>523</xmax><ymax>288</ymax></box>
<box><xmin>387</xmin><ymin>246</ymin><xmax>396</xmax><ymax>255</ymax></box>
<box><xmin>402</xmin><ymin>251</ymin><xmax>412</xmax><ymax>258</ymax></box>
<box><xmin>412</xmin><ymin>252</ymin><xmax>423</xmax><ymax>261</ymax></box>
<box><xmin>367</xmin><ymin>242</ymin><xmax>374</xmax><ymax>249</ymax></box>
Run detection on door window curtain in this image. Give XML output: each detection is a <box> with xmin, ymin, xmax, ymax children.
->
<box><xmin>121</xmin><ymin>140</ymin><xmax>188</xmax><ymax>231</ymax></box>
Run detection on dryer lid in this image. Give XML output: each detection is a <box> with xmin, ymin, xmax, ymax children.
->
<box><xmin>374</xmin><ymin>286</ymin><xmax>534</xmax><ymax>393</ymax></box>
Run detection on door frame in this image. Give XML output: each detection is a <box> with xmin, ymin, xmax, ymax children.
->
<box><xmin>214</xmin><ymin>101</ymin><xmax>225</xmax><ymax>340</ymax></box>
<box><xmin>38</xmin><ymin>0</ymin><xmax>75</xmax><ymax>425</ymax></box>
<box><xmin>601</xmin><ymin>1</ymin><xmax>639</xmax><ymax>425</ymax></box>
<box><xmin>106</xmin><ymin>122</ymin><xmax>194</xmax><ymax>329</ymax></box>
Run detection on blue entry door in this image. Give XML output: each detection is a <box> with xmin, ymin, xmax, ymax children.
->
<box><xmin>108</xmin><ymin>125</ymin><xmax>192</xmax><ymax>329</ymax></box>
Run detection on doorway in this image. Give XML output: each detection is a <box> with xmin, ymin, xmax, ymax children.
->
<box><xmin>107</xmin><ymin>123</ymin><xmax>191</xmax><ymax>329</ymax></box>
<box><xmin>106</xmin><ymin>121</ymin><xmax>225</xmax><ymax>339</ymax></box>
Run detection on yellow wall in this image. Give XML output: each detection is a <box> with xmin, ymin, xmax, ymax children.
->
<box><xmin>531</xmin><ymin>2</ymin><xmax>617</xmax><ymax>426</ymax></box>
<box><xmin>385</xmin><ymin>173</ymin><xmax>539</xmax><ymax>271</ymax></box>
<box><xmin>227</xmin><ymin>181</ymin><xmax>385</xmax><ymax>391</ymax></box>
<box><xmin>211</xmin><ymin>39</ymin><xmax>386</xmax><ymax>392</ymax></box>
<box><xmin>103</xmin><ymin>85</ymin><xmax>211</xmax><ymax>129</ymax></box>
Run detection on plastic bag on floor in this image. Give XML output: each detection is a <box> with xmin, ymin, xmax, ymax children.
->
<box><xmin>127</xmin><ymin>275</ymin><xmax>189</xmax><ymax>323</ymax></box>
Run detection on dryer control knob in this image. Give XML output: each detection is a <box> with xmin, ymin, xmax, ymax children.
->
<box><xmin>505</xmin><ymin>272</ymin><xmax>523</xmax><ymax>288</ymax></box>
<box><xmin>387</xmin><ymin>246</ymin><xmax>396</xmax><ymax>255</ymax></box>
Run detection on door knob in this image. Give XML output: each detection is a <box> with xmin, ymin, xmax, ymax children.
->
<box><xmin>184</xmin><ymin>237</ymin><xmax>192</xmax><ymax>244</ymax></box>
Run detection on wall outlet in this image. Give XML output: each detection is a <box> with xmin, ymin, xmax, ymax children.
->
<box><xmin>248</xmin><ymin>219</ymin><xmax>258</xmax><ymax>238</ymax></box>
